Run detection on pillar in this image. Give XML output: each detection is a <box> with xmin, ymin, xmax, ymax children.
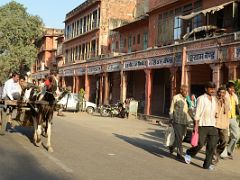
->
<box><xmin>181</xmin><ymin>47</ymin><xmax>187</xmax><ymax>85</ymax></box>
<box><xmin>144</xmin><ymin>69</ymin><xmax>153</xmax><ymax>115</ymax></box>
<box><xmin>120</xmin><ymin>71</ymin><xmax>127</xmax><ymax>103</ymax></box>
<box><xmin>103</xmin><ymin>72</ymin><xmax>110</xmax><ymax>104</ymax></box>
<box><xmin>210</xmin><ymin>63</ymin><xmax>222</xmax><ymax>89</ymax></box>
<box><xmin>170</xmin><ymin>67</ymin><xmax>178</xmax><ymax>100</ymax></box>
<box><xmin>227</xmin><ymin>63</ymin><xmax>237</xmax><ymax>80</ymax></box>
<box><xmin>181</xmin><ymin>65</ymin><xmax>192</xmax><ymax>94</ymax></box>
<box><xmin>85</xmin><ymin>73</ymin><xmax>90</xmax><ymax>101</ymax></box>
<box><xmin>76</xmin><ymin>76</ymin><xmax>80</xmax><ymax>93</ymax></box>
<box><xmin>73</xmin><ymin>75</ymin><xmax>76</xmax><ymax>93</ymax></box>
<box><xmin>99</xmin><ymin>74</ymin><xmax>104</xmax><ymax>105</ymax></box>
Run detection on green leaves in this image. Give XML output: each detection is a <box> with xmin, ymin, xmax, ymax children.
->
<box><xmin>0</xmin><ymin>1</ymin><xmax>44</xmax><ymax>82</ymax></box>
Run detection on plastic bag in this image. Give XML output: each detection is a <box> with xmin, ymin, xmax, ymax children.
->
<box><xmin>191</xmin><ymin>131</ymin><xmax>199</xmax><ymax>147</ymax></box>
<box><xmin>165</xmin><ymin>126</ymin><xmax>175</xmax><ymax>147</ymax></box>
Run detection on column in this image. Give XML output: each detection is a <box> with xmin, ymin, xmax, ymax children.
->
<box><xmin>227</xmin><ymin>63</ymin><xmax>237</xmax><ymax>80</ymax></box>
<box><xmin>210</xmin><ymin>63</ymin><xmax>222</xmax><ymax>89</ymax></box>
<box><xmin>144</xmin><ymin>69</ymin><xmax>153</xmax><ymax>115</ymax></box>
<box><xmin>120</xmin><ymin>71</ymin><xmax>127</xmax><ymax>103</ymax></box>
<box><xmin>85</xmin><ymin>73</ymin><xmax>90</xmax><ymax>101</ymax></box>
<box><xmin>170</xmin><ymin>67</ymin><xmax>178</xmax><ymax>100</ymax></box>
<box><xmin>76</xmin><ymin>76</ymin><xmax>80</xmax><ymax>93</ymax></box>
<box><xmin>99</xmin><ymin>74</ymin><xmax>104</xmax><ymax>105</ymax></box>
<box><xmin>181</xmin><ymin>46</ymin><xmax>189</xmax><ymax>86</ymax></box>
<box><xmin>73</xmin><ymin>75</ymin><xmax>76</xmax><ymax>93</ymax></box>
<box><xmin>103</xmin><ymin>72</ymin><xmax>109</xmax><ymax>104</ymax></box>
<box><xmin>97</xmin><ymin>8</ymin><xmax>100</xmax><ymax>27</ymax></box>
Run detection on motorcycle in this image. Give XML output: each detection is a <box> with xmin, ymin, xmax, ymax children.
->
<box><xmin>100</xmin><ymin>102</ymin><xmax>128</xmax><ymax>118</ymax></box>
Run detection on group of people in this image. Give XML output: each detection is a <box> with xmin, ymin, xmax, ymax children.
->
<box><xmin>169</xmin><ymin>81</ymin><xmax>239</xmax><ymax>170</ymax></box>
<box><xmin>0</xmin><ymin>71</ymin><xmax>61</xmax><ymax>135</ymax></box>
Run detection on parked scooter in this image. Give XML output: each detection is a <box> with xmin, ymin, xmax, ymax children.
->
<box><xmin>100</xmin><ymin>102</ymin><xmax>128</xmax><ymax>118</ymax></box>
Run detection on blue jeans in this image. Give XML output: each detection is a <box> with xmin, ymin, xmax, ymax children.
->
<box><xmin>227</xmin><ymin>118</ymin><xmax>240</xmax><ymax>155</ymax></box>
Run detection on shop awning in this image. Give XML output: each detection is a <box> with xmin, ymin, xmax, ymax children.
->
<box><xmin>179</xmin><ymin>1</ymin><xmax>234</xmax><ymax>20</ymax></box>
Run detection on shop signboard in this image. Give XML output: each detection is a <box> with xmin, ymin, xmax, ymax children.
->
<box><xmin>106</xmin><ymin>63</ymin><xmax>121</xmax><ymax>72</ymax></box>
<box><xmin>64</xmin><ymin>69</ymin><xmax>74</xmax><ymax>77</ymax></box>
<box><xmin>87</xmin><ymin>66</ymin><xmax>101</xmax><ymax>75</ymax></box>
<box><xmin>235</xmin><ymin>47</ymin><xmax>240</xmax><ymax>59</ymax></box>
<box><xmin>123</xmin><ymin>60</ymin><xmax>147</xmax><ymax>70</ymax></box>
<box><xmin>187</xmin><ymin>49</ymin><xmax>217</xmax><ymax>63</ymax></box>
<box><xmin>75</xmin><ymin>67</ymin><xmax>86</xmax><ymax>76</ymax></box>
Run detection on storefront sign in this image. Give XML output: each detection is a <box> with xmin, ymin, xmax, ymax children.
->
<box><xmin>235</xmin><ymin>47</ymin><xmax>240</xmax><ymax>59</ymax></box>
<box><xmin>58</xmin><ymin>69</ymin><xmax>64</xmax><ymax>76</ymax></box>
<box><xmin>148</xmin><ymin>53</ymin><xmax>182</xmax><ymax>67</ymax></box>
<box><xmin>87</xmin><ymin>66</ymin><xmax>101</xmax><ymax>75</ymax></box>
<box><xmin>64</xmin><ymin>69</ymin><xmax>74</xmax><ymax>77</ymax></box>
<box><xmin>107</xmin><ymin>63</ymin><xmax>121</xmax><ymax>72</ymax></box>
<box><xmin>75</xmin><ymin>67</ymin><xmax>86</xmax><ymax>76</ymax></box>
<box><xmin>123</xmin><ymin>60</ymin><xmax>147</xmax><ymax>70</ymax></box>
<box><xmin>187</xmin><ymin>49</ymin><xmax>217</xmax><ymax>63</ymax></box>
<box><xmin>36</xmin><ymin>74</ymin><xmax>42</xmax><ymax>79</ymax></box>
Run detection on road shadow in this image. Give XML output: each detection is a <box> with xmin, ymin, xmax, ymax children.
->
<box><xmin>8</xmin><ymin>123</ymin><xmax>34</xmax><ymax>144</ymax></box>
<box><xmin>113</xmin><ymin>131</ymin><xmax>172</xmax><ymax>159</ymax></box>
<box><xmin>0</xmin><ymin>137</ymin><xmax>71</xmax><ymax>180</ymax></box>
<box><xmin>113</xmin><ymin>127</ymin><xmax>206</xmax><ymax>163</ymax></box>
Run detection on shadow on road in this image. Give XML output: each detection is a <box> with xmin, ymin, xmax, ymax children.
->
<box><xmin>0</xmin><ymin>137</ymin><xmax>70</xmax><ymax>179</ymax></box>
<box><xmin>113</xmin><ymin>128</ymin><xmax>173</xmax><ymax>159</ymax></box>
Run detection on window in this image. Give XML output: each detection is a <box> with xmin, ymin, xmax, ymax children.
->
<box><xmin>120</xmin><ymin>35</ymin><xmax>124</xmax><ymax>50</ymax></box>
<box><xmin>65</xmin><ymin>50</ymin><xmax>69</xmax><ymax>63</ymax></box>
<box><xmin>193</xmin><ymin>14</ymin><xmax>202</xmax><ymax>28</ymax></box>
<box><xmin>137</xmin><ymin>34</ymin><xmax>140</xmax><ymax>44</ymax></box>
<box><xmin>143</xmin><ymin>32</ymin><xmax>148</xmax><ymax>50</ymax></box>
<box><xmin>158</xmin><ymin>11</ymin><xmax>174</xmax><ymax>45</ymax></box>
<box><xmin>128</xmin><ymin>36</ymin><xmax>132</xmax><ymax>53</ymax></box>
<box><xmin>79</xmin><ymin>19</ymin><xmax>83</xmax><ymax>34</ymax></box>
<box><xmin>174</xmin><ymin>16</ymin><xmax>182</xmax><ymax>40</ymax></box>
<box><xmin>133</xmin><ymin>36</ymin><xmax>136</xmax><ymax>45</ymax></box>
<box><xmin>124</xmin><ymin>38</ymin><xmax>127</xmax><ymax>48</ymax></box>
<box><xmin>116</xmin><ymin>41</ymin><xmax>119</xmax><ymax>50</ymax></box>
<box><xmin>111</xmin><ymin>42</ymin><xmax>115</xmax><ymax>52</ymax></box>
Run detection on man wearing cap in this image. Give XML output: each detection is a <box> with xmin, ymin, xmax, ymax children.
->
<box><xmin>185</xmin><ymin>82</ymin><xmax>219</xmax><ymax>170</ymax></box>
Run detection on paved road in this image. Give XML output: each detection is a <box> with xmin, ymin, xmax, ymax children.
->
<box><xmin>0</xmin><ymin>112</ymin><xmax>240</xmax><ymax>180</ymax></box>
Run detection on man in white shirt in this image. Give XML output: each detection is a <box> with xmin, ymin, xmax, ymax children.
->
<box><xmin>0</xmin><ymin>72</ymin><xmax>21</xmax><ymax>136</ymax></box>
<box><xmin>185</xmin><ymin>82</ymin><xmax>219</xmax><ymax>170</ymax></box>
<box><xmin>2</xmin><ymin>72</ymin><xmax>21</xmax><ymax>100</ymax></box>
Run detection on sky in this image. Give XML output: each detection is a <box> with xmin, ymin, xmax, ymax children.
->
<box><xmin>0</xmin><ymin>0</ymin><xmax>85</xmax><ymax>29</ymax></box>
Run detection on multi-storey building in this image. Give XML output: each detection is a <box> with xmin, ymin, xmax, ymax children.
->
<box><xmin>60</xmin><ymin>0</ymin><xmax>240</xmax><ymax>116</ymax></box>
<box><xmin>61</xmin><ymin>0</ymin><xmax>139</xmax><ymax>103</ymax></box>
<box><xmin>32</xmin><ymin>28</ymin><xmax>64</xmax><ymax>80</ymax></box>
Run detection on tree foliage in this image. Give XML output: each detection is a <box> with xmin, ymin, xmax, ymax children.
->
<box><xmin>0</xmin><ymin>1</ymin><xmax>44</xmax><ymax>82</ymax></box>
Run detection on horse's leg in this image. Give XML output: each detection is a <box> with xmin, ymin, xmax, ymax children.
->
<box><xmin>47</xmin><ymin>121</ymin><xmax>53</xmax><ymax>152</ymax></box>
<box><xmin>33</xmin><ymin>116</ymin><xmax>38</xmax><ymax>145</ymax></box>
<box><xmin>36</xmin><ymin>124</ymin><xmax>42</xmax><ymax>147</ymax></box>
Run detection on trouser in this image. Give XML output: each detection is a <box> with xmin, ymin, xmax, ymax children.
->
<box><xmin>172</xmin><ymin>123</ymin><xmax>187</xmax><ymax>157</ymax></box>
<box><xmin>187</xmin><ymin>126</ymin><xmax>219</xmax><ymax>169</ymax></box>
<box><xmin>227</xmin><ymin>118</ymin><xmax>240</xmax><ymax>155</ymax></box>
<box><xmin>216</xmin><ymin>128</ymin><xmax>228</xmax><ymax>156</ymax></box>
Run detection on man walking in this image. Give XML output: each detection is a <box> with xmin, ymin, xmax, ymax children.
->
<box><xmin>169</xmin><ymin>85</ymin><xmax>189</xmax><ymax>161</ymax></box>
<box><xmin>213</xmin><ymin>87</ymin><xmax>230</xmax><ymax>164</ymax></box>
<box><xmin>225</xmin><ymin>82</ymin><xmax>240</xmax><ymax>159</ymax></box>
<box><xmin>185</xmin><ymin>82</ymin><xmax>218</xmax><ymax>170</ymax></box>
